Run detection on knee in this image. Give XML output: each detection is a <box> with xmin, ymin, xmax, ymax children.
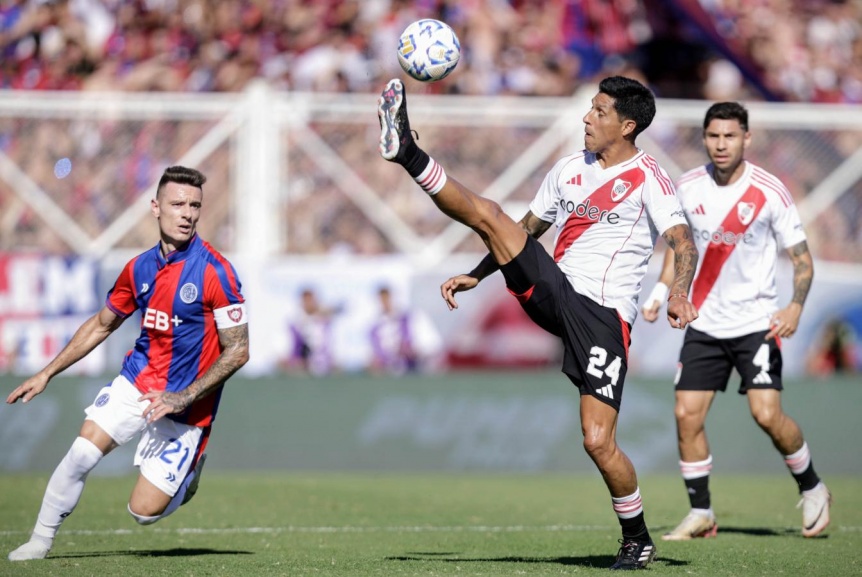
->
<box><xmin>66</xmin><ymin>437</ymin><xmax>104</xmax><ymax>473</ymax></box>
<box><xmin>582</xmin><ymin>428</ymin><xmax>614</xmax><ymax>462</ymax></box>
<box><xmin>674</xmin><ymin>403</ymin><xmax>705</xmax><ymax>433</ymax></box>
<box><xmin>465</xmin><ymin>198</ymin><xmax>505</xmax><ymax>236</ymax></box>
<box><xmin>751</xmin><ymin>405</ymin><xmax>780</xmax><ymax>430</ymax></box>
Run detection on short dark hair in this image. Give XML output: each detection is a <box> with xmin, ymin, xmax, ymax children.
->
<box><xmin>703</xmin><ymin>102</ymin><xmax>749</xmax><ymax>132</ymax></box>
<box><xmin>598</xmin><ymin>76</ymin><xmax>656</xmax><ymax>139</ymax></box>
<box><xmin>157</xmin><ymin>166</ymin><xmax>206</xmax><ymax>197</ymax></box>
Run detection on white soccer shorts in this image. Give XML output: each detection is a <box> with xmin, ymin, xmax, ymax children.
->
<box><xmin>85</xmin><ymin>375</ymin><xmax>204</xmax><ymax>497</ymax></box>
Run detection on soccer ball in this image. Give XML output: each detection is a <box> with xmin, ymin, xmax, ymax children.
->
<box><xmin>397</xmin><ymin>19</ymin><xmax>461</xmax><ymax>82</ymax></box>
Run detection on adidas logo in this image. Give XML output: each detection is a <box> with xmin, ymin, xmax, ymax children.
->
<box><xmin>753</xmin><ymin>371</ymin><xmax>772</xmax><ymax>385</ymax></box>
<box><xmin>567</xmin><ymin>174</ymin><xmax>582</xmax><ymax>185</ymax></box>
<box><xmin>693</xmin><ymin>204</ymin><xmax>705</xmax><ymax>215</ymax></box>
<box><xmin>639</xmin><ymin>544</ymin><xmax>655</xmax><ymax>562</ymax></box>
<box><xmin>597</xmin><ymin>383</ymin><xmax>615</xmax><ymax>400</ymax></box>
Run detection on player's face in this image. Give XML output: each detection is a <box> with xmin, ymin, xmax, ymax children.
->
<box><xmin>582</xmin><ymin>93</ymin><xmax>630</xmax><ymax>154</ymax></box>
<box><xmin>301</xmin><ymin>291</ymin><xmax>319</xmax><ymax>314</ymax></box>
<box><xmin>152</xmin><ymin>181</ymin><xmax>202</xmax><ymax>250</ymax></box>
<box><xmin>703</xmin><ymin>118</ymin><xmax>750</xmax><ymax>173</ymax></box>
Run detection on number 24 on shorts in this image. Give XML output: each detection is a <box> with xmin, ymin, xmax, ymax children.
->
<box><xmin>587</xmin><ymin>346</ymin><xmax>622</xmax><ymax>384</ymax></box>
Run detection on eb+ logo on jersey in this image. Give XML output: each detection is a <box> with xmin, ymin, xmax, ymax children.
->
<box><xmin>143</xmin><ymin>308</ymin><xmax>183</xmax><ymax>331</ymax></box>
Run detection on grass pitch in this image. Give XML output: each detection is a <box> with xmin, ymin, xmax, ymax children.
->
<box><xmin>0</xmin><ymin>473</ymin><xmax>859</xmax><ymax>576</ymax></box>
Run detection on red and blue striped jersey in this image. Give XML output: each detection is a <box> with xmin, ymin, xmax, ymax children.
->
<box><xmin>106</xmin><ymin>234</ymin><xmax>247</xmax><ymax>427</ymax></box>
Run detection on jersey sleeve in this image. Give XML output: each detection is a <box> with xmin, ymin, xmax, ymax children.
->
<box><xmin>643</xmin><ymin>162</ymin><xmax>687</xmax><ymax>235</ymax></box>
<box><xmin>528</xmin><ymin>157</ymin><xmax>566</xmax><ymax>223</ymax></box>
<box><xmin>105</xmin><ymin>258</ymin><xmax>139</xmax><ymax>318</ymax></box>
<box><xmin>204</xmin><ymin>259</ymin><xmax>248</xmax><ymax>329</ymax></box>
<box><xmin>769</xmin><ymin>188</ymin><xmax>807</xmax><ymax>249</ymax></box>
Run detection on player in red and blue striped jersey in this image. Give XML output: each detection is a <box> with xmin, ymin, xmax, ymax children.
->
<box><xmin>6</xmin><ymin>166</ymin><xmax>250</xmax><ymax>561</ymax></box>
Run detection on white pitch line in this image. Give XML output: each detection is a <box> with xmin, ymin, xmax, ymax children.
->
<box><xmin>1</xmin><ymin>524</ymin><xmax>860</xmax><ymax>537</ymax></box>
<box><xmin>0</xmin><ymin>524</ymin><xmax>608</xmax><ymax>537</ymax></box>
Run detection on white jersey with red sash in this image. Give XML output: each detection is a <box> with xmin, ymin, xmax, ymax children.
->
<box><xmin>676</xmin><ymin>161</ymin><xmax>806</xmax><ymax>339</ymax></box>
<box><xmin>529</xmin><ymin>149</ymin><xmax>687</xmax><ymax>325</ymax></box>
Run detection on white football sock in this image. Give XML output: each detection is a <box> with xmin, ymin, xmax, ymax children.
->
<box><xmin>32</xmin><ymin>437</ymin><xmax>103</xmax><ymax>541</ymax></box>
<box><xmin>127</xmin><ymin>503</ymin><xmax>160</xmax><ymax>525</ymax></box>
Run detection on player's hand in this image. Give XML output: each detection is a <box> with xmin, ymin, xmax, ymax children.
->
<box><xmin>440</xmin><ymin>274</ymin><xmax>479</xmax><ymax>310</ymax></box>
<box><xmin>667</xmin><ymin>295</ymin><xmax>698</xmax><ymax>329</ymax></box>
<box><xmin>6</xmin><ymin>372</ymin><xmax>49</xmax><ymax>404</ymax></box>
<box><xmin>766</xmin><ymin>303</ymin><xmax>802</xmax><ymax>340</ymax></box>
<box><xmin>138</xmin><ymin>390</ymin><xmax>191</xmax><ymax>423</ymax></box>
<box><xmin>641</xmin><ymin>299</ymin><xmax>662</xmax><ymax>323</ymax></box>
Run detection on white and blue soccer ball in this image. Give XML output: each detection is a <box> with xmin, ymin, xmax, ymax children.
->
<box><xmin>397</xmin><ymin>19</ymin><xmax>461</xmax><ymax>82</ymax></box>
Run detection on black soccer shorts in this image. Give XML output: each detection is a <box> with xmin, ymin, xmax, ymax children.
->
<box><xmin>675</xmin><ymin>326</ymin><xmax>784</xmax><ymax>394</ymax></box>
<box><xmin>500</xmin><ymin>235</ymin><xmax>631</xmax><ymax>411</ymax></box>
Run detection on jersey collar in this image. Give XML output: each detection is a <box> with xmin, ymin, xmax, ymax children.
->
<box><xmin>586</xmin><ymin>148</ymin><xmax>644</xmax><ymax>170</ymax></box>
<box><xmin>155</xmin><ymin>234</ymin><xmax>200</xmax><ymax>268</ymax></box>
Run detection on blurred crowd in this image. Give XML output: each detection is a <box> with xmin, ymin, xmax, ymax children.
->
<box><xmin>0</xmin><ymin>0</ymin><xmax>859</xmax><ymax>102</ymax></box>
<box><xmin>280</xmin><ymin>284</ymin><xmax>445</xmax><ymax>376</ymax></box>
<box><xmin>0</xmin><ymin>0</ymin><xmax>859</xmax><ymax>261</ymax></box>
<box><xmin>698</xmin><ymin>0</ymin><xmax>862</xmax><ymax>104</ymax></box>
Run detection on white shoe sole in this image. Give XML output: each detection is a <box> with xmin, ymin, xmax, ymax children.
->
<box><xmin>378</xmin><ymin>79</ymin><xmax>404</xmax><ymax>161</ymax></box>
<box><xmin>802</xmin><ymin>491</ymin><xmax>832</xmax><ymax>537</ymax></box>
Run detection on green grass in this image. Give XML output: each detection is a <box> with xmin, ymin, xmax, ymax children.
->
<box><xmin>1</xmin><ymin>473</ymin><xmax>859</xmax><ymax>576</ymax></box>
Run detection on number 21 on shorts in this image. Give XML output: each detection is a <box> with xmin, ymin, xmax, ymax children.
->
<box><xmin>160</xmin><ymin>438</ymin><xmax>191</xmax><ymax>472</ymax></box>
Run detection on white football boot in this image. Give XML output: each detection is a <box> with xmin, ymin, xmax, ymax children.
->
<box><xmin>798</xmin><ymin>482</ymin><xmax>832</xmax><ymax>537</ymax></box>
<box><xmin>662</xmin><ymin>509</ymin><xmax>717</xmax><ymax>541</ymax></box>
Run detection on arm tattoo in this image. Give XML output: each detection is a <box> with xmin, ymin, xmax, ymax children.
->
<box><xmin>662</xmin><ymin>224</ymin><xmax>698</xmax><ymax>296</ymax></box>
<box><xmin>788</xmin><ymin>241</ymin><xmax>813</xmax><ymax>306</ymax></box>
<box><xmin>521</xmin><ymin>212</ymin><xmax>551</xmax><ymax>238</ymax></box>
<box><xmin>167</xmin><ymin>324</ymin><xmax>250</xmax><ymax>412</ymax></box>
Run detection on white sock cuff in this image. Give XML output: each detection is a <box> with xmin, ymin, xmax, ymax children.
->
<box><xmin>680</xmin><ymin>455</ymin><xmax>713</xmax><ymax>480</ymax></box>
<box><xmin>127</xmin><ymin>503</ymin><xmax>160</xmax><ymax>525</ymax></box>
<box><xmin>414</xmin><ymin>156</ymin><xmax>447</xmax><ymax>195</ymax></box>
<box><xmin>611</xmin><ymin>488</ymin><xmax>641</xmax><ymax>505</ymax></box>
<box><xmin>784</xmin><ymin>442</ymin><xmax>811</xmax><ymax>474</ymax></box>
<box><xmin>612</xmin><ymin>488</ymin><xmax>644</xmax><ymax>519</ymax></box>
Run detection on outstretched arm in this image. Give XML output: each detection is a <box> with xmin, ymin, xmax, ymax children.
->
<box><xmin>766</xmin><ymin>240</ymin><xmax>813</xmax><ymax>340</ymax></box>
<box><xmin>6</xmin><ymin>306</ymin><xmax>124</xmax><ymax>404</ymax></box>
<box><xmin>139</xmin><ymin>323</ymin><xmax>250</xmax><ymax>422</ymax></box>
<box><xmin>441</xmin><ymin>212</ymin><xmax>551</xmax><ymax>310</ymax></box>
<box><xmin>661</xmin><ymin>223</ymin><xmax>699</xmax><ymax>329</ymax></box>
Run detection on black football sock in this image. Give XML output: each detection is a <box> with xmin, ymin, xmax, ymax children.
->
<box><xmin>402</xmin><ymin>145</ymin><xmax>429</xmax><ymax>178</ymax></box>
